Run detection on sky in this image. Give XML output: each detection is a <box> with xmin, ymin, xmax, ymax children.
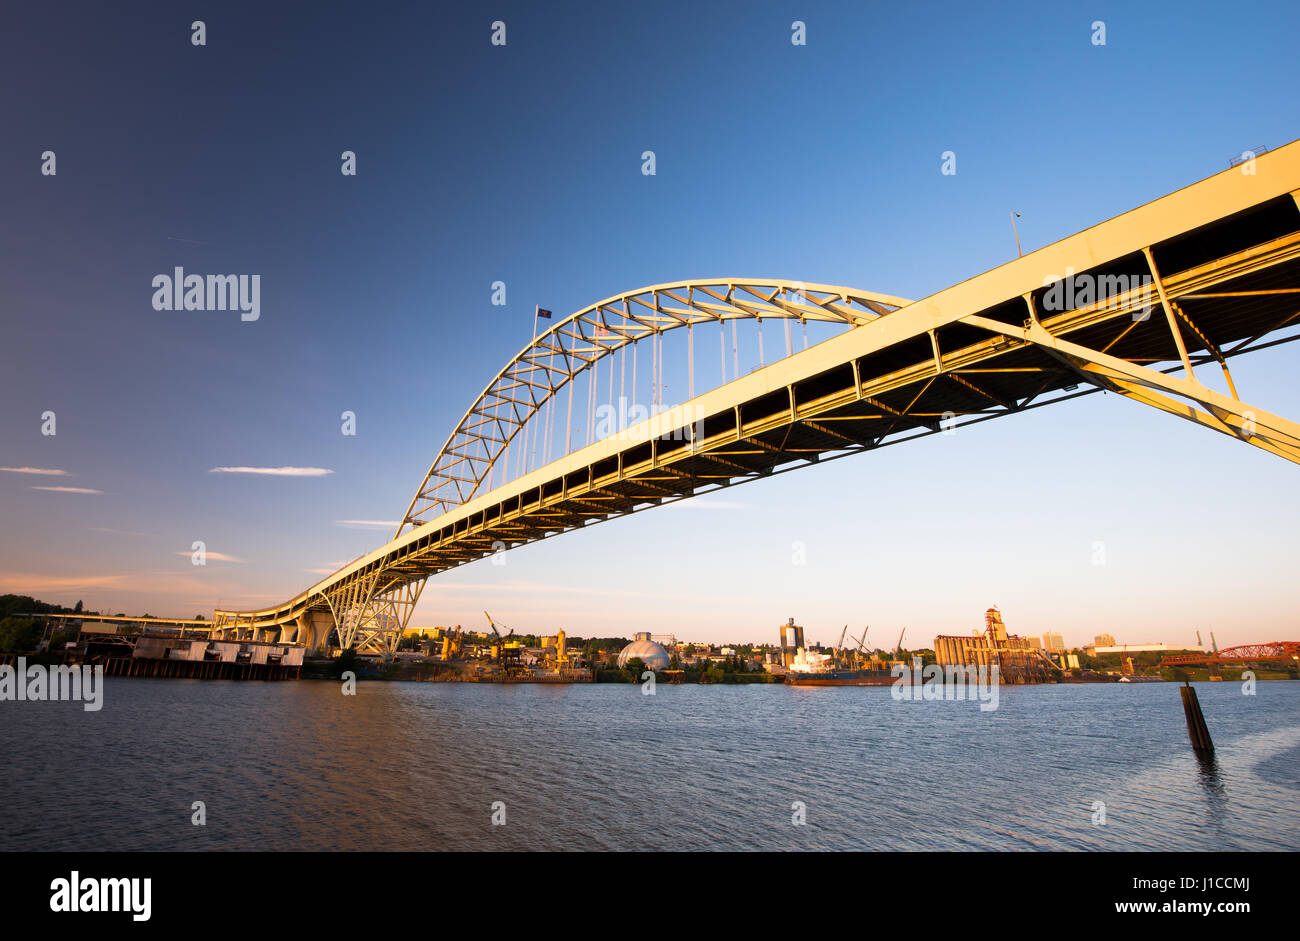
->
<box><xmin>1</xmin><ymin>1</ymin><xmax>1298</xmax><ymax>649</ymax></box>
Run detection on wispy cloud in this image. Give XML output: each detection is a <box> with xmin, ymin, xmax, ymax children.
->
<box><xmin>175</xmin><ymin>550</ymin><xmax>245</xmax><ymax>563</ymax></box>
<box><xmin>0</xmin><ymin>466</ymin><xmax>68</xmax><ymax>476</ymax></box>
<box><xmin>333</xmin><ymin>519</ymin><xmax>399</xmax><ymax>530</ymax></box>
<box><xmin>304</xmin><ymin>560</ymin><xmax>348</xmax><ymax>575</ymax></box>
<box><xmin>94</xmin><ymin>527</ymin><xmax>152</xmax><ymax>537</ymax></box>
<box><xmin>209</xmin><ymin>466</ymin><xmax>334</xmax><ymax>477</ymax></box>
<box><xmin>31</xmin><ymin>486</ymin><xmax>103</xmax><ymax>494</ymax></box>
<box><xmin>180</xmin><ymin>593</ymin><xmax>286</xmax><ymax>607</ymax></box>
<box><xmin>0</xmin><ymin>569</ymin><xmax>238</xmax><ymax>596</ymax></box>
<box><xmin>431</xmin><ymin>579</ymin><xmax>700</xmax><ymax>602</ymax></box>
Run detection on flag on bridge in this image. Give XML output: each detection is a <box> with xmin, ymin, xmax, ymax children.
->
<box><xmin>535</xmin><ymin>306</ymin><xmax>552</xmax><ymax>320</ymax></box>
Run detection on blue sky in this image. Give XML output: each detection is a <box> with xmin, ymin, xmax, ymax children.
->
<box><xmin>2</xmin><ymin>1</ymin><xmax>1297</xmax><ymax>647</ymax></box>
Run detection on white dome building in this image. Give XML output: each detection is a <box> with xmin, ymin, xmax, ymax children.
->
<box><xmin>617</xmin><ymin>632</ymin><xmax>671</xmax><ymax>670</ymax></box>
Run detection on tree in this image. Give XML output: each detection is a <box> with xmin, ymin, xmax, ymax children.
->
<box><xmin>74</xmin><ymin>600</ymin><xmax>83</xmax><ymax>614</ymax></box>
<box><xmin>336</xmin><ymin>647</ymin><xmax>362</xmax><ymax>678</ymax></box>
<box><xmin>0</xmin><ymin>617</ymin><xmax>42</xmax><ymax>653</ymax></box>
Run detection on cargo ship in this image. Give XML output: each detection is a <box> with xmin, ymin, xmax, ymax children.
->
<box><xmin>779</xmin><ymin>627</ymin><xmax>908</xmax><ymax>685</ymax></box>
<box><xmin>784</xmin><ymin>666</ymin><xmax>899</xmax><ymax>687</ymax></box>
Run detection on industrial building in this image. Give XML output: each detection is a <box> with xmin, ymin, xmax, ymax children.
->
<box><xmin>617</xmin><ymin>633</ymin><xmax>671</xmax><ymax>670</ymax></box>
<box><xmin>1086</xmin><ymin>643</ymin><xmax>1182</xmax><ymax>655</ymax></box>
<box><xmin>71</xmin><ymin>630</ymin><xmax>304</xmax><ymax>679</ymax></box>
<box><xmin>933</xmin><ymin>608</ymin><xmax>1056</xmax><ymax>684</ymax></box>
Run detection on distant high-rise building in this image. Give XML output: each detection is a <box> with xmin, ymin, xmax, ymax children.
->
<box><xmin>778</xmin><ymin>618</ymin><xmax>805</xmax><ymax>666</ymax></box>
<box><xmin>1024</xmin><ymin>636</ymin><xmax>1042</xmax><ymax>649</ymax></box>
<box><xmin>1094</xmin><ymin>633</ymin><xmax>1116</xmax><ymax>647</ymax></box>
<box><xmin>1044</xmin><ymin>632</ymin><xmax>1066</xmax><ymax>652</ymax></box>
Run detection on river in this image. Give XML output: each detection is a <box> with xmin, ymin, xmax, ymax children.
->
<box><xmin>2</xmin><ymin>678</ymin><xmax>1297</xmax><ymax>850</ymax></box>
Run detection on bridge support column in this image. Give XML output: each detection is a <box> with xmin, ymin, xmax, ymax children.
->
<box><xmin>323</xmin><ymin>577</ymin><xmax>425</xmax><ymax>657</ymax></box>
<box><xmin>291</xmin><ymin>611</ymin><xmax>334</xmax><ymax>656</ymax></box>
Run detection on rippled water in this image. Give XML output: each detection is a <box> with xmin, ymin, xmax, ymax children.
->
<box><xmin>2</xmin><ymin>678</ymin><xmax>1297</xmax><ymax>851</ymax></box>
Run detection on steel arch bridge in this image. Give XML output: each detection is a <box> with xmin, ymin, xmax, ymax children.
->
<box><xmin>1163</xmin><ymin>642</ymin><xmax>1300</xmax><ymax>667</ymax></box>
<box><xmin>213</xmin><ymin>141</ymin><xmax>1300</xmax><ymax>655</ymax></box>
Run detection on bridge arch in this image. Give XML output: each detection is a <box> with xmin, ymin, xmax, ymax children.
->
<box><xmin>395</xmin><ymin>279</ymin><xmax>911</xmax><ymax>535</ymax></box>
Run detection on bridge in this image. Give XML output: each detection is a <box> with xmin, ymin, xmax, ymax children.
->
<box><xmin>1163</xmin><ymin>642</ymin><xmax>1300</xmax><ymax>668</ymax></box>
<box><xmin>212</xmin><ymin>141</ymin><xmax>1300</xmax><ymax>655</ymax></box>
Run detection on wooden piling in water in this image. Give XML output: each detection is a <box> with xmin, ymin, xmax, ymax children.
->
<box><xmin>1180</xmin><ymin>681</ymin><xmax>1214</xmax><ymax>752</ymax></box>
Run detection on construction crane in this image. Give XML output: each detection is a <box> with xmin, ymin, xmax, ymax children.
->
<box><xmin>847</xmin><ymin>627</ymin><xmax>870</xmax><ymax>667</ymax></box>
<box><xmin>483</xmin><ymin>611</ymin><xmax>523</xmax><ymax>676</ymax></box>
<box><xmin>895</xmin><ymin>627</ymin><xmax>906</xmax><ymax>658</ymax></box>
<box><xmin>483</xmin><ymin>610</ymin><xmax>516</xmax><ymax>650</ymax></box>
<box><xmin>836</xmin><ymin>625</ymin><xmax>849</xmax><ymax>667</ymax></box>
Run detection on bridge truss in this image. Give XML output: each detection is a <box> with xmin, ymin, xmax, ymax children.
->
<box><xmin>1163</xmin><ymin>642</ymin><xmax>1300</xmax><ymax>667</ymax></box>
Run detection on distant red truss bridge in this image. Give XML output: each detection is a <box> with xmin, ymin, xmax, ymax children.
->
<box><xmin>1162</xmin><ymin>642</ymin><xmax>1300</xmax><ymax>667</ymax></box>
